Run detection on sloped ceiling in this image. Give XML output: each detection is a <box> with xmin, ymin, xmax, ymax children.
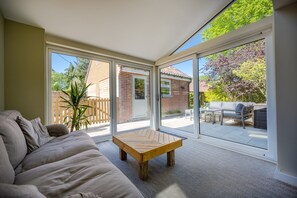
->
<box><xmin>0</xmin><ymin>0</ymin><xmax>232</xmax><ymax>61</ymax></box>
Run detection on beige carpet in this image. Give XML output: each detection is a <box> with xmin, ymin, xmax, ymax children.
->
<box><xmin>97</xmin><ymin>139</ymin><xmax>297</xmax><ymax>198</ymax></box>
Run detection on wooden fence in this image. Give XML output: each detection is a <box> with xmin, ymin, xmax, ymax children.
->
<box><xmin>52</xmin><ymin>91</ymin><xmax>110</xmax><ymax>125</ymax></box>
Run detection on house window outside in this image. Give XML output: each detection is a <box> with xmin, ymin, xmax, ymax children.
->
<box><xmin>161</xmin><ymin>79</ymin><xmax>171</xmax><ymax>97</ymax></box>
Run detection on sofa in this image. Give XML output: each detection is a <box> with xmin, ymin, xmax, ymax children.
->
<box><xmin>0</xmin><ymin>110</ymin><xmax>144</xmax><ymax>198</ymax></box>
<box><xmin>209</xmin><ymin>102</ymin><xmax>254</xmax><ymax>128</ymax></box>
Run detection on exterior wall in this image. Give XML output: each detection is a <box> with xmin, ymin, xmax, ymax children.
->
<box><xmin>4</xmin><ymin>20</ymin><xmax>45</xmax><ymax>122</ymax></box>
<box><xmin>161</xmin><ymin>78</ymin><xmax>190</xmax><ymax>115</ymax></box>
<box><xmin>118</xmin><ymin>71</ymin><xmax>150</xmax><ymax>123</ymax></box>
<box><xmin>86</xmin><ymin>60</ymin><xmax>109</xmax><ymax>98</ymax></box>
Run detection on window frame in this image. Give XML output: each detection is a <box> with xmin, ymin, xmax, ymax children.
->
<box><xmin>160</xmin><ymin>79</ymin><xmax>171</xmax><ymax>97</ymax></box>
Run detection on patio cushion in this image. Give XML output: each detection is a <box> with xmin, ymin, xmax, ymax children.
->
<box><xmin>223</xmin><ymin>111</ymin><xmax>239</xmax><ymax>117</ymax></box>
<box><xmin>235</xmin><ymin>103</ymin><xmax>244</xmax><ymax>114</ymax></box>
<box><xmin>221</xmin><ymin>102</ymin><xmax>236</xmax><ymax>111</ymax></box>
<box><xmin>209</xmin><ymin>102</ymin><xmax>222</xmax><ymax>109</ymax></box>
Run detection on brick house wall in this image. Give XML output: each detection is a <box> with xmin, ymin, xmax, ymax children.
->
<box><xmin>118</xmin><ymin>71</ymin><xmax>151</xmax><ymax>123</ymax></box>
<box><xmin>161</xmin><ymin>78</ymin><xmax>190</xmax><ymax>116</ymax></box>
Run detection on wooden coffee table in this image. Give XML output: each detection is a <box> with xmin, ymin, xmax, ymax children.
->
<box><xmin>112</xmin><ymin>129</ymin><xmax>182</xmax><ymax>180</ymax></box>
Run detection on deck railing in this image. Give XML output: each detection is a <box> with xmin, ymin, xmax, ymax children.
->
<box><xmin>52</xmin><ymin>91</ymin><xmax>110</xmax><ymax>125</ymax></box>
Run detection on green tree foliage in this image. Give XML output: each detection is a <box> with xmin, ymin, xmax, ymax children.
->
<box><xmin>202</xmin><ymin>40</ymin><xmax>266</xmax><ymax>103</ymax></box>
<box><xmin>202</xmin><ymin>0</ymin><xmax>273</xmax><ymax>41</ymax></box>
<box><xmin>52</xmin><ymin>58</ymin><xmax>90</xmax><ymax>91</ymax></box>
<box><xmin>200</xmin><ymin>0</ymin><xmax>272</xmax><ymax>103</ymax></box>
<box><xmin>51</xmin><ymin>69</ymin><xmax>67</xmax><ymax>91</ymax></box>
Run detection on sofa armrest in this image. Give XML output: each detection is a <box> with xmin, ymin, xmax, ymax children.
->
<box><xmin>45</xmin><ymin>124</ymin><xmax>69</xmax><ymax>137</ymax></box>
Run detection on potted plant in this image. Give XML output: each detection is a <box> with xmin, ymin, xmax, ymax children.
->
<box><xmin>60</xmin><ymin>82</ymin><xmax>92</xmax><ymax>132</ymax></box>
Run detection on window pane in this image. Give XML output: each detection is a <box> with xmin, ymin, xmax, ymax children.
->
<box><xmin>199</xmin><ymin>39</ymin><xmax>268</xmax><ymax>149</ymax></box>
<box><xmin>160</xmin><ymin>60</ymin><xmax>193</xmax><ymax>134</ymax></box>
<box><xmin>174</xmin><ymin>0</ymin><xmax>273</xmax><ymax>54</ymax></box>
<box><xmin>51</xmin><ymin>53</ymin><xmax>111</xmax><ymax>138</ymax></box>
<box><xmin>135</xmin><ymin>78</ymin><xmax>145</xmax><ymax>99</ymax></box>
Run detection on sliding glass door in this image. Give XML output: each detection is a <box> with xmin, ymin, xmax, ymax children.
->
<box><xmin>198</xmin><ymin>39</ymin><xmax>268</xmax><ymax>150</ymax></box>
<box><xmin>159</xmin><ymin>59</ymin><xmax>195</xmax><ymax>136</ymax></box>
<box><xmin>50</xmin><ymin>51</ymin><xmax>112</xmax><ymax>140</ymax></box>
<box><xmin>116</xmin><ymin>64</ymin><xmax>151</xmax><ymax>133</ymax></box>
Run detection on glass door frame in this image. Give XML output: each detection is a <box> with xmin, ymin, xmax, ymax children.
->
<box><xmin>113</xmin><ymin>60</ymin><xmax>154</xmax><ymax>135</ymax></box>
<box><xmin>46</xmin><ymin>46</ymin><xmax>154</xmax><ymax>142</ymax></box>
<box><xmin>157</xmin><ymin>55</ymin><xmax>199</xmax><ymax>139</ymax></box>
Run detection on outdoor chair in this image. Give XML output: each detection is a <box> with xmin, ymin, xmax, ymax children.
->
<box><xmin>220</xmin><ymin>103</ymin><xmax>254</xmax><ymax>129</ymax></box>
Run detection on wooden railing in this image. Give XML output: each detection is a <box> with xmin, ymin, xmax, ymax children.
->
<box><xmin>52</xmin><ymin>91</ymin><xmax>110</xmax><ymax>125</ymax></box>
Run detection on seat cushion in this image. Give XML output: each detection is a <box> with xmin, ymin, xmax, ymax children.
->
<box><xmin>16</xmin><ymin>131</ymin><xmax>99</xmax><ymax>173</ymax></box>
<box><xmin>0</xmin><ymin>115</ymin><xmax>27</xmax><ymax>169</ymax></box>
<box><xmin>0</xmin><ymin>183</ymin><xmax>46</xmax><ymax>198</ymax></box>
<box><xmin>0</xmin><ymin>137</ymin><xmax>15</xmax><ymax>184</ymax></box>
<box><xmin>15</xmin><ymin>150</ymin><xmax>144</xmax><ymax>198</ymax></box>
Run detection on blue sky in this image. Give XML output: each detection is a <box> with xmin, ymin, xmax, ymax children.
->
<box><xmin>51</xmin><ymin>53</ymin><xmax>78</xmax><ymax>73</ymax></box>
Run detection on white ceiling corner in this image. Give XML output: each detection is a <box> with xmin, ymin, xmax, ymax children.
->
<box><xmin>0</xmin><ymin>0</ymin><xmax>232</xmax><ymax>61</ymax></box>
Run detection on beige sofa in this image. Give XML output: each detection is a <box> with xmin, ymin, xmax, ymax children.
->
<box><xmin>0</xmin><ymin>110</ymin><xmax>143</xmax><ymax>198</ymax></box>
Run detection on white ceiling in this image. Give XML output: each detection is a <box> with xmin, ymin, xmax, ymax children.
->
<box><xmin>0</xmin><ymin>0</ymin><xmax>232</xmax><ymax>61</ymax></box>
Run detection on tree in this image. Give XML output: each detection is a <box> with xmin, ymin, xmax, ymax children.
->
<box><xmin>51</xmin><ymin>69</ymin><xmax>67</xmax><ymax>91</ymax></box>
<box><xmin>202</xmin><ymin>40</ymin><xmax>266</xmax><ymax>103</ymax></box>
<box><xmin>200</xmin><ymin>0</ymin><xmax>272</xmax><ymax>103</ymax></box>
<box><xmin>202</xmin><ymin>0</ymin><xmax>273</xmax><ymax>41</ymax></box>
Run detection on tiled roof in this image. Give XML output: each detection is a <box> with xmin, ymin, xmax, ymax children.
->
<box><xmin>160</xmin><ymin>66</ymin><xmax>192</xmax><ymax>79</ymax></box>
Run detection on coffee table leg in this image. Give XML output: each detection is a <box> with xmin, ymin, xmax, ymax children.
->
<box><xmin>139</xmin><ymin>161</ymin><xmax>148</xmax><ymax>180</ymax></box>
<box><xmin>119</xmin><ymin>149</ymin><xmax>127</xmax><ymax>161</ymax></box>
<box><xmin>167</xmin><ymin>150</ymin><xmax>175</xmax><ymax>166</ymax></box>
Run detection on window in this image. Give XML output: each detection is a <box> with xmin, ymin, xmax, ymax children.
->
<box><xmin>161</xmin><ymin>79</ymin><xmax>171</xmax><ymax>97</ymax></box>
<box><xmin>173</xmin><ymin>0</ymin><xmax>273</xmax><ymax>54</ymax></box>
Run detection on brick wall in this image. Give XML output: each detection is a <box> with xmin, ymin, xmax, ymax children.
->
<box><xmin>161</xmin><ymin>78</ymin><xmax>190</xmax><ymax>115</ymax></box>
<box><xmin>118</xmin><ymin>71</ymin><xmax>151</xmax><ymax>123</ymax></box>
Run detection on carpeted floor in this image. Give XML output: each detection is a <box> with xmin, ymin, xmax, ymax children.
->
<box><xmin>97</xmin><ymin>139</ymin><xmax>297</xmax><ymax>198</ymax></box>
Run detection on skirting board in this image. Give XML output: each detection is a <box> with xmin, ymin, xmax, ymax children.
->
<box><xmin>274</xmin><ymin>168</ymin><xmax>297</xmax><ymax>187</ymax></box>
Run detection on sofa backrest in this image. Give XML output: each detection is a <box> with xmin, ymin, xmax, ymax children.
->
<box><xmin>0</xmin><ymin>111</ymin><xmax>27</xmax><ymax>169</ymax></box>
<box><xmin>221</xmin><ymin>102</ymin><xmax>237</xmax><ymax>111</ymax></box>
<box><xmin>209</xmin><ymin>102</ymin><xmax>222</xmax><ymax>109</ymax></box>
<box><xmin>0</xmin><ymin>136</ymin><xmax>15</xmax><ymax>184</ymax></box>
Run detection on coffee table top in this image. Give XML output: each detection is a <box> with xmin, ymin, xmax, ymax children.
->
<box><xmin>113</xmin><ymin>129</ymin><xmax>182</xmax><ymax>162</ymax></box>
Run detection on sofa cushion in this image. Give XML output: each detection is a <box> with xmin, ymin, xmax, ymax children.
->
<box><xmin>0</xmin><ymin>116</ymin><xmax>27</xmax><ymax>169</ymax></box>
<box><xmin>31</xmin><ymin>117</ymin><xmax>53</xmax><ymax>146</ymax></box>
<box><xmin>0</xmin><ymin>110</ymin><xmax>22</xmax><ymax>121</ymax></box>
<box><xmin>16</xmin><ymin>131</ymin><xmax>99</xmax><ymax>173</ymax></box>
<box><xmin>209</xmin><ymin>102</ymin><xmax>222</xmax><ymax>109</ymax></box>
<box><xmin>15</xmin><ymin>149</ymin><xmax>144</xmax><ymax>198</ymax></box>
<box><xmin>0</xmin><ymin>183</ymin><xmax>46</xmax><ymax>198</ymax></box>
<box><xmin>221</xmin><ymin>102</ymin><xmax>236</xmax><ymax>111</ymax></box>
<box><xmin>0</xmin><ymin>136</ymin><xmax>15</xmax><ymax>184</ymax></box>
<box><xmin>16</xmin><ymin>116</ymin><xmax>40</xmax><ymax>153</ymax></box>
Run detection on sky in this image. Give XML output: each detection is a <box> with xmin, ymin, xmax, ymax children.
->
<box><xmin>51</xmin><ymin>53</ymin><xmax>78</xmax><ymax>73</ymax></box>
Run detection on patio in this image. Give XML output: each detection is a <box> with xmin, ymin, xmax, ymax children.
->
<box><xmin>84</xmin><ymin>116</ymin><xmax>267</xmax><ymax>150</ymax></box>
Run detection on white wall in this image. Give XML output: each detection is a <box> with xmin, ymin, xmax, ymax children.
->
<box><xmin>274</xmin><ymin>2</ymin><xmax>297</xmax><ymax>180</ymax></box>
<box><xmin>0</xmin><ymin>11</ymin><xmax>4</xmax><ymax>111</ymax></box>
